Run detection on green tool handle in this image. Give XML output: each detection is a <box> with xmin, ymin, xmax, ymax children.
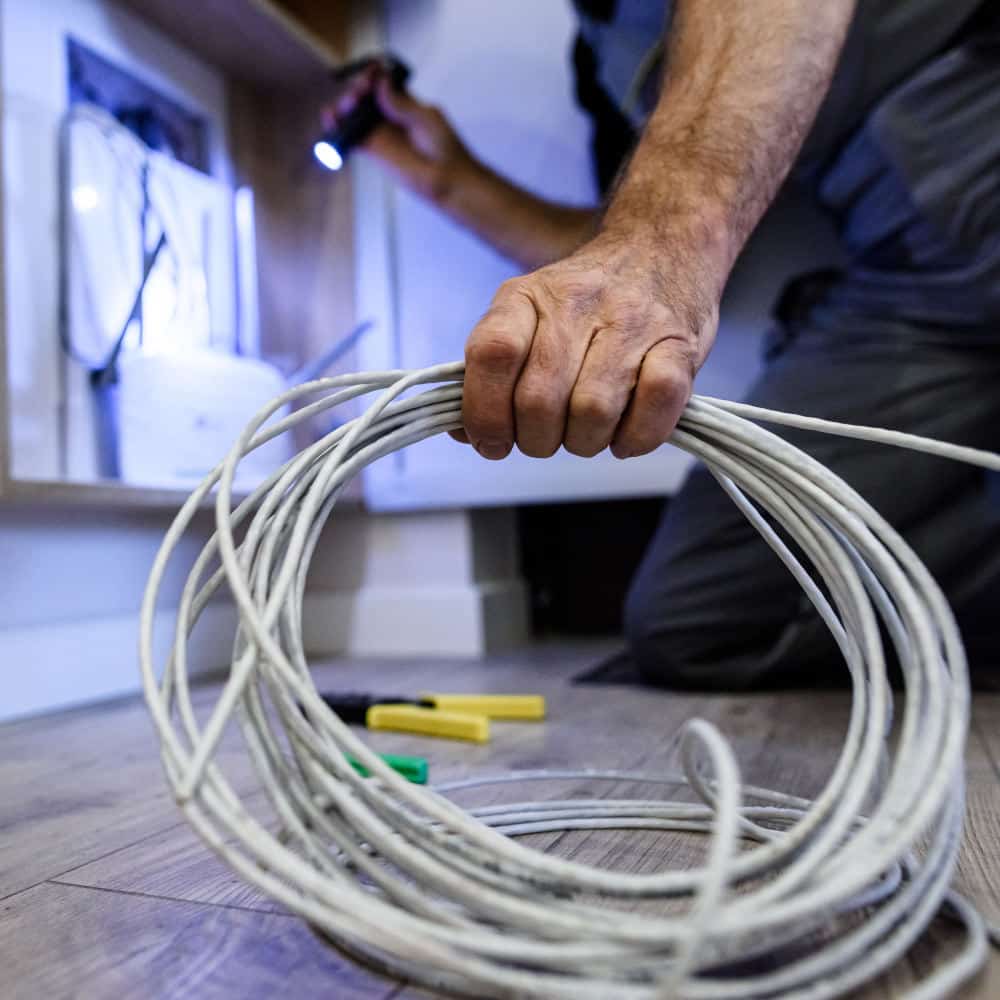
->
<box><xmin>347</xmin><ymin>752</ymin><xmax>428</xmax><ymax>784</ymax></box>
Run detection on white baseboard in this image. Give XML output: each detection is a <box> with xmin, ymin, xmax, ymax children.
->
<box><xmin>303</xmin><ymin>579</ymin><xmax>529</xmax><ymax>658</ymax></box>
<box><xmin>2</xmin><ymin>581</ymin><xmax>528</xmax><ymax>723</ymax></box>
<box><xmin>1</xmin><ymin>602</ymin><xmax>240</xmax><ymax>723</ymax></box>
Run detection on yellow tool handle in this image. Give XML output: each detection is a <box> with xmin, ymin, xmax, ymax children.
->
<box><xmin>366</xmin><ymin>704</ymin><xmax>490</xmax><ymax>743</ymax></box>
<box><xmin>422</xmin><ymin>694</ymin><xmax>546</xmax><ymax>720</ymax></box>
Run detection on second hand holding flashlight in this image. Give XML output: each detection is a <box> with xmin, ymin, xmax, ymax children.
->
<box><xmin>314</xmin><ymin>54</ymin><xmax>411</xmax><ymax>171</ymax></box>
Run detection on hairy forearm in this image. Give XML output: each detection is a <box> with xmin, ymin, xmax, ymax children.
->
<box><xmin>436</xmin><ymin>161</ymin><xmax>597</xmax><ymax>272</ymax></box>
<box><xmin>458</xmin><ymin>0</ymin><xmax>855</xmax><ymax>464</ymax></box>
<box><xmin>602</xmin><ymin>0</ymin><xmax>855</xmax><ymax>298</ymax></box>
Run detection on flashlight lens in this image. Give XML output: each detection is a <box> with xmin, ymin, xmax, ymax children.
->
<box><xmin>314</xmin><ymin>140</ymin><xmax>344</xmax><ymax>172</ymax></box>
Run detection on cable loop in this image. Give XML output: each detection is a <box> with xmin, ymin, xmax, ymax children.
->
<box><xmin>140</xmin><ymin>363</ymin><xmax>996</xmax><ymax>998</ymax></box>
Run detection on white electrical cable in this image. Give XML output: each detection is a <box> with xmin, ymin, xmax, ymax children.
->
<box><xmin>140</xmin><ymin>362</ymin><xmax>999</xmax><ymax>998</ymax></box>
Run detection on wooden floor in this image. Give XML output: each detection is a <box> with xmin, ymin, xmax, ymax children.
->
<box><xmin>2</xmin><ymin>641</ymin><xmax>998</xmax><ymax>999</ymax></box>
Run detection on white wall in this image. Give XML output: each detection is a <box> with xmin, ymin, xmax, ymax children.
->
<box><xmin>306</xmin><ymin>507</ymin><xmax>527</xmax><ymax>658</ymax></box>
<box><xmin>0</xmin><ymin>504</ymin><xmax>220</xmax><ymax>720</ymax></box>
<box><xmin>0</xmin><ymin>501</ymin><xmax>527</xmax><ymax>723</ymax></box>
<box><xmin>0</xmin><ymin>501</ymin><xmax>351</xmax><ymax>722</ymax></box>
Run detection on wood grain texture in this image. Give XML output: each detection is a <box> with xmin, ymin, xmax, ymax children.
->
<box><xmin>116</xmin><ymin>0</ymin><xmax>345</xmax><ymax>91</ymax></box>
<box><xmin>249</xmin><ymin>0</ymin><xmax>350</xmax><ymax>69</ymax></box>
<box><xmin>0</xmin><ymin>881</ymin><xmax>397</xmax><ymax>1000</ymax></box>
<box><xmin>972</xmin><ymin>697</ymin><xmax>1000</xmax><ymax>785</ymax></box>
<box><xmin>957</xmin><ymin>707</ymin><xmax>1000</xmax><ymax>933</ymax></box>
<box><xmin>59</xmin><ymin>818</ymin><xmax>287</xmax><ymax>915</ymax></box>
<box><xmin>1</xmin><ymin>644</ymin><xmax>997</xmax><ymax>997</ymax></box>
<box><xmin>0</xmin><ymin>688</ymin><xmax>259</xmax><ymax>900</ymax></box>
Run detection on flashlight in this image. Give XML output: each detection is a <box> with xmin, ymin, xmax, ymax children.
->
<box><xmin>314</xmin><ymin>54</ymin><xmax>411</xmax><ymax>172</ymax></box>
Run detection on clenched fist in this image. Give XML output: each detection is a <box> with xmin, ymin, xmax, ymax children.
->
<box><xmin>457</xmin><ymin>230</ymin><xmax>719</xmax><ymax>461</ymax></box>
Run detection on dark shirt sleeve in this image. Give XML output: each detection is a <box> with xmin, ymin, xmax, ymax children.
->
<box><xmin>571</xmin><ymin>32</ymin><xmax>636</xmax><ymax>195</ymax></box>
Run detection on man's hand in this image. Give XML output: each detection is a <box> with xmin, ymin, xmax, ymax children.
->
<box><xmin>458</xmin><ymin>0</ymin><xmax>854</xmax><ymax>461</ymax></box>
<box><xmin>459</xmin><ymin>227</ymin><xmax>718</xmax><ymax>460</ymax></box>
<box><xmin>323</xmin><ymin>71</ymin><xmax>595</xmax><ymax>270</ymax></box>
<box><xmin>323</xmin><ymin>68</ymin><xmax>476</xmax><ymax>203</ymax></box>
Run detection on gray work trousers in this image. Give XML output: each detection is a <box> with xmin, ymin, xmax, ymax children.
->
<box><xmin>624</xmin><ymin>323</ymin><xmax>1000</xmax><ymax>689</ymax></box>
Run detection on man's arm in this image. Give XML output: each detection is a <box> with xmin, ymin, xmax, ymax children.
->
<box><xmin>460</xmin><ymin>0</ymin><xmax>856</xmax><ymax>461</ymax></box>
<box><xmin>438</xmin><ymin>155</ymin><xmax>596</xmax><ymax>272</ymax></box>
<box><xmin>333</xmin><ymin>76</ymin><xmax>597</xmax><ymax>271</ymax></box>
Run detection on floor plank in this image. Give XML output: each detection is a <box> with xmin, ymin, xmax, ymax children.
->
<box><xmin>0</xmin><ymin>687</ymin><xmax>259</xmax><ymax>901</ymax></box>
<box><xmin>55</xmin><ymin>803</ymin><xmax>286</xmax><ymax>915</ymax></box>
<box><xmin>0</xmin><ymin>881</ymin><xmax>398</xmax><ymax>1000</ymax></box>
<box><xmin>2</xmin><ymin>645</ymin><xmax>998</xmax><ymax>997</ymax></box>
<box><xmin>955</xmin><ymin>726</ymin><xmax>1000</xmax><ymax>930</ymax></box>
<box><xmin>971</xmin><ymin>698</ymin><xmax>1000</xmax><ymax>786</ymax></box>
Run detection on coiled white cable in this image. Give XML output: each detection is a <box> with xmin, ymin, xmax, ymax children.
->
<box><xmin>140</xmin><ymin>362</ymin><xmax>1000</xmax><ymax>998</ymax></box>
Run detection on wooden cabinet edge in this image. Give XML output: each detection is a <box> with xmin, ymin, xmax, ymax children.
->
<box><xmin>3</xmin><ymin>477</ymin><xmax>365</xmax><ymax>511</ymax></box>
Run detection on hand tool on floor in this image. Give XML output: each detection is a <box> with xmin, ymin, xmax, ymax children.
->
<box><xmin>346</xmin><ymin>751</ymin><xmax>428</xmax><ymax>784</ymax></box>
<box><xmin>318</xmin><ymin>691</ymin><xmax>546</xmax><ymax>743</ymax></box>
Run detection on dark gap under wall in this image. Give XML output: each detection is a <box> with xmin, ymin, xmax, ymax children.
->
<box><xmin>518</xmin><ymin>497</ymin><xmax>666</xmax><ymax>636</ymax></box>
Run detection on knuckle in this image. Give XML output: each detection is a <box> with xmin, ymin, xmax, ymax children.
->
<box><xmin>463</xmin><ymin>410</ymin><xmax>502</xmax><ymax>444</ymax></box>
<box><xmin>645</xmin><ymin>363</ymin><xmax>691</xmax><ymax>402</ymax></box>
<box><xmin>514</xmin><ymin>382</ymin><xmax>560</xmax><ymax>422</ymax></box>
<box><xmin>569</xmin><ymin>388</ymin><xmax>618</xmax><ymax>426</ymax></box>
<box><xmin>494</xmin><ymin>277</ymin><xmax>527</xmax><ymax>302</ymax></box>
<box><xmin>466</xmin><ymin>332</ymin><xmax>523</xmax><ymax>370</ymax></box>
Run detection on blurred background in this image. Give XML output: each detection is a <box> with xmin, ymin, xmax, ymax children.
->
<box><xmin>0</xmin><ymin>0</ymin><xmax>843</xmax><ymax>721</ymax></box>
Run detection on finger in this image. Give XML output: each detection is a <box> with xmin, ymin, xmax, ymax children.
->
<box><xmin>563</xmin><ymin>327</ymin><xmax>644</xmax><ymax>457</ymax></box>
<box><xmin>610</xmin><ymin>338</ymin><xmax>696</xmax><ymax>459</ymax></box>
<box><xmin>375</xmin><ymin>76</ymin><xmax>427</xmax><ymax>128</ymax></box>
<box><xmin>335</xmin><ymin>90</ymin><xmax>359</xmax><ymax>116</ymax></box>
<box><xmin>463</xmin><ymin>285</ymin><xmax>538</xmax><ymax>460</ymax></box>
<box><xmin>363</xmin><ymin>126</ymin><xmax>439</xmax><ymax>192</ymax></box>
<box><xmin>513</xmin><ymin>314</ymin><xmax>595</xmax><ymax>458</ymax></box>
<box><xmin>332</xmin><ymin>66</ymin><xmax>378</xmax><ymax>120</ymax></box>
<box><xmin>448</xmin><ymin>428</ymin><xmax>471</xmax><ymax>444</ymax></box>
<box><xmin>364</xmin><ymin>126</ymin><xmax>422</xmax><ymax>169</ymax></box>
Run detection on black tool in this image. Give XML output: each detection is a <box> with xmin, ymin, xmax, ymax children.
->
<box><xmin>317</xmin><ymin>691</ymin><xmax>545</xmax><ymax>724</ymax></box>
<box><xmin>314</xmin><ymin>53</ymin><xmax>411</xmax><ymax>171</ymax></box>
<box><xmin>316</xmin><ymin>691</ymin><xmax>434</xmax><ymax>725</ymax></box>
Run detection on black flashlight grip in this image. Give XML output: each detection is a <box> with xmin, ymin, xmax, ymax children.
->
<box><xmin>331</xmin><ymin>90</ymin><xmax>383</xmax><ymax>151</ymax></box>
<box><xmin>321</xmin><ymin>55</ymin><xmax>411</xmax><ymax>159</ymax></box>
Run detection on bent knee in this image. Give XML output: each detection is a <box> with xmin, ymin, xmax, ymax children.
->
<box><xmin>623</xmin><ymin>583</ymin><xmax>772</xmax><ymax>692</ymax></box>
